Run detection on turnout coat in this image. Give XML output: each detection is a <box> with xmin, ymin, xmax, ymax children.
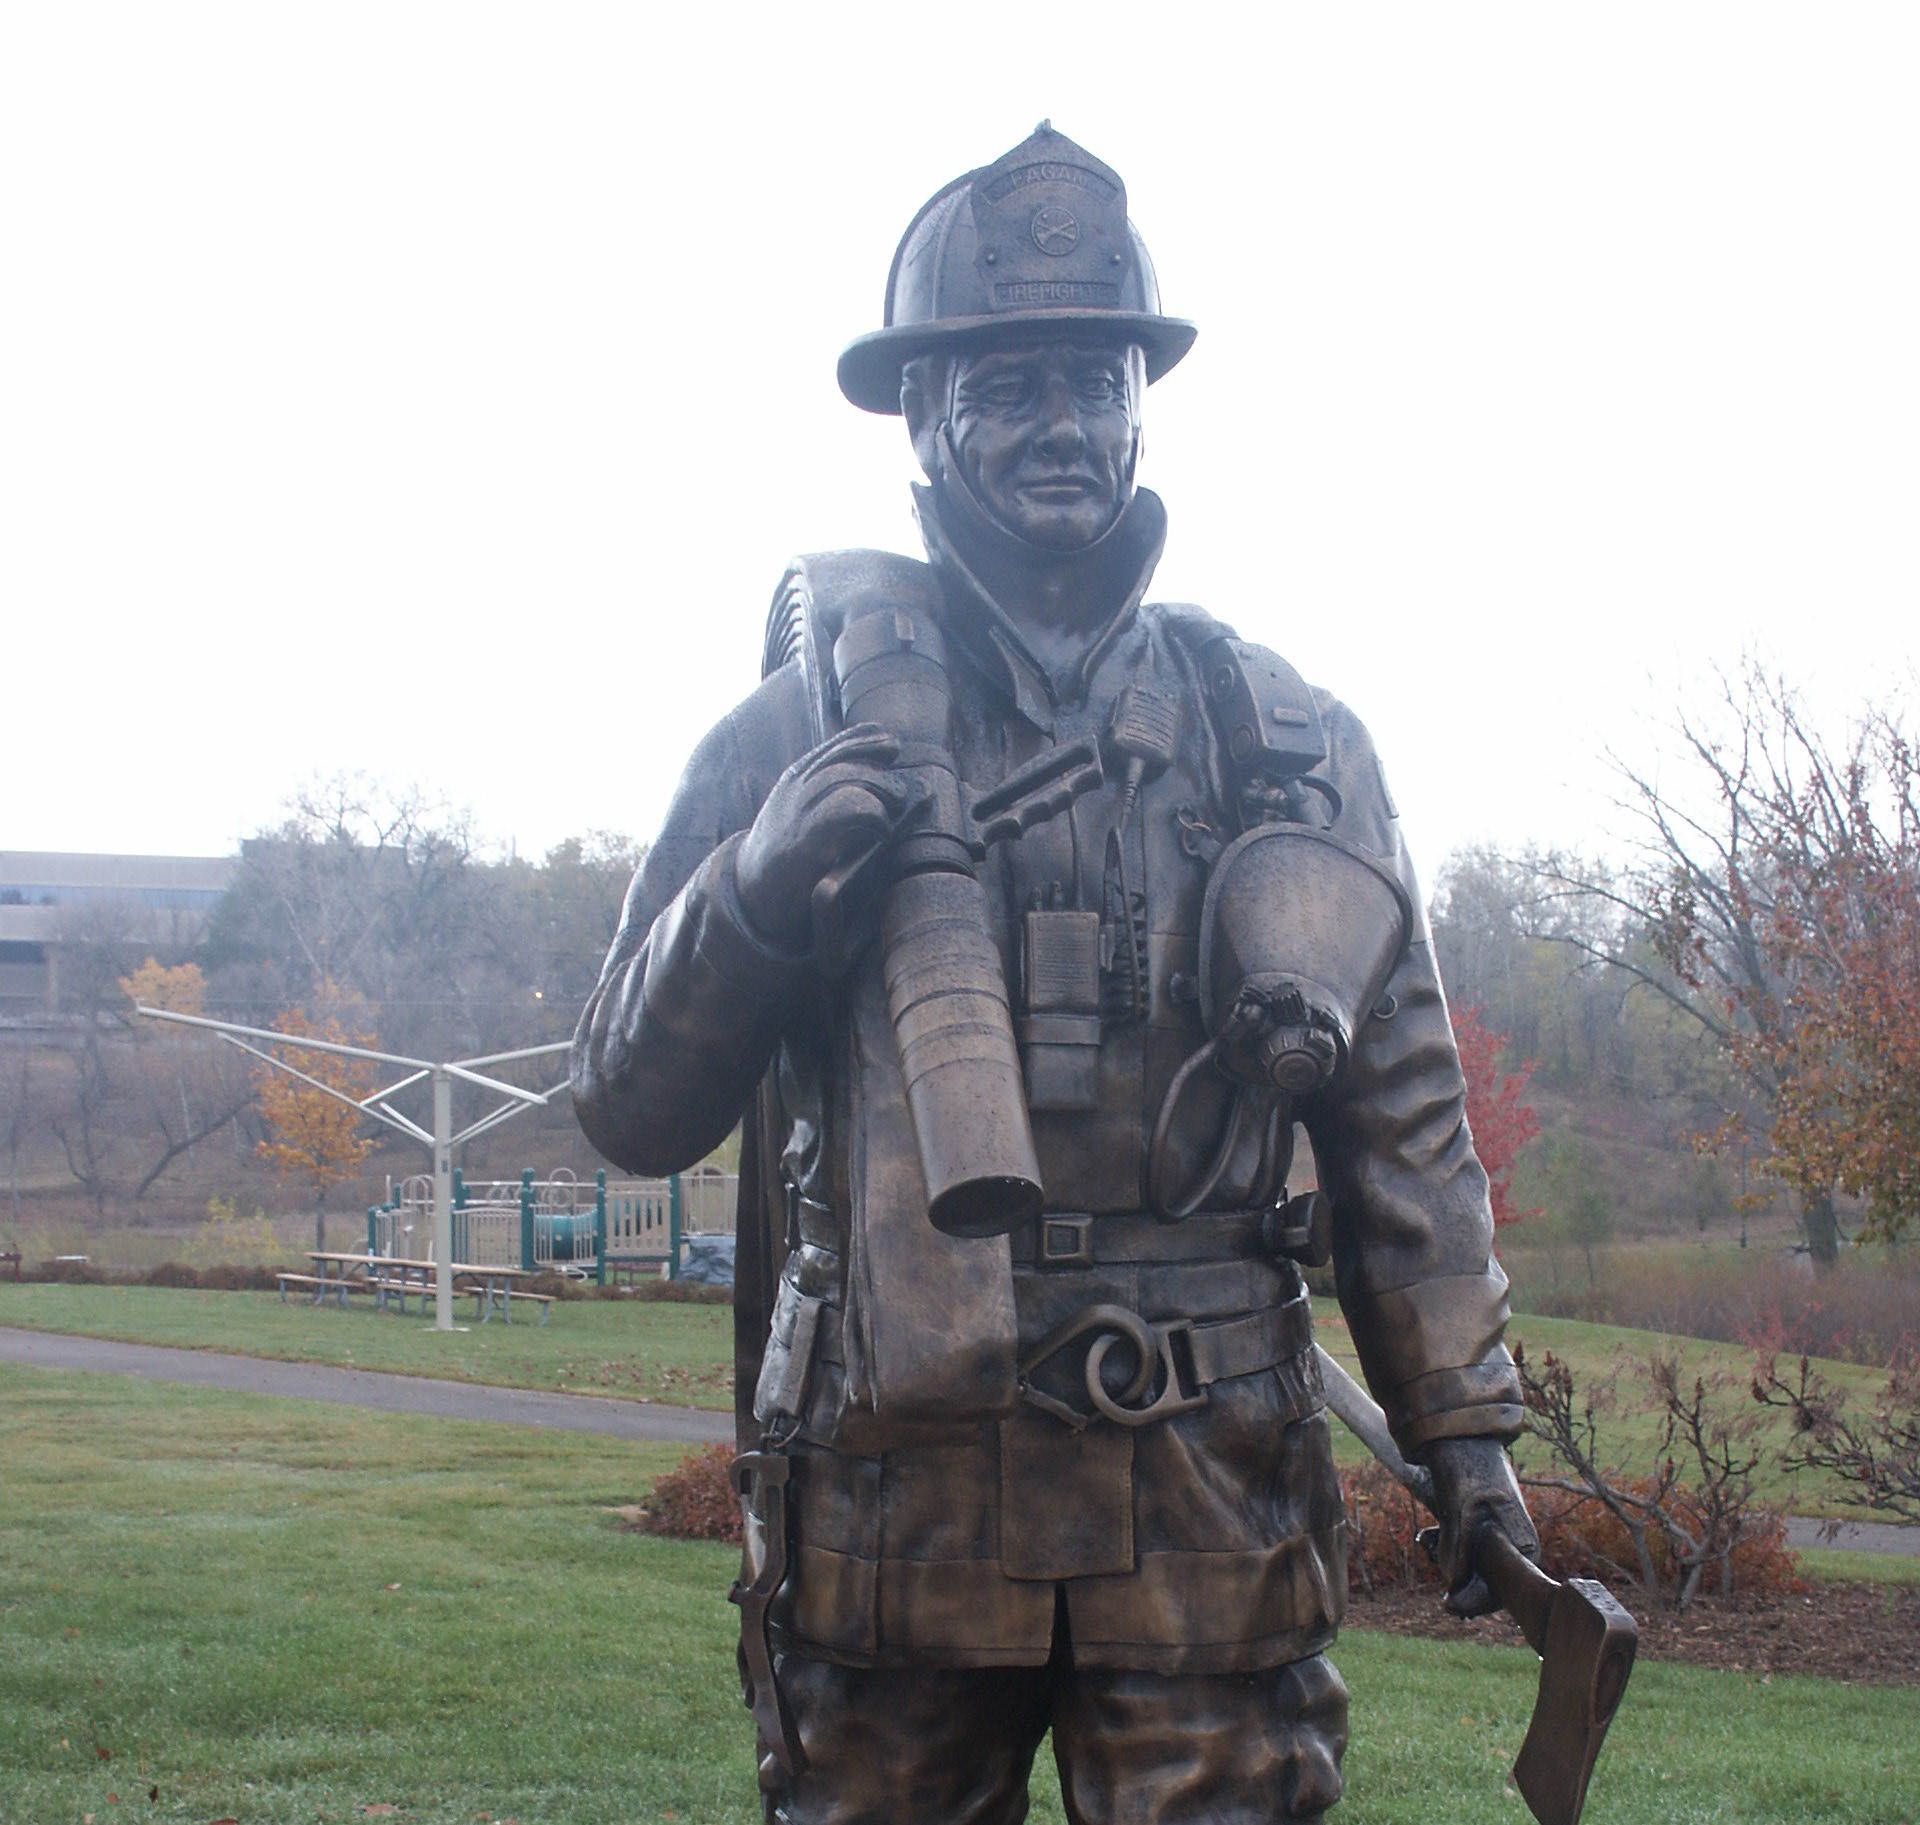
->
<box><xmin>572</xmin><ymin>484</ymin><xmax>1522</xmax><ymax>1675</ymax></box>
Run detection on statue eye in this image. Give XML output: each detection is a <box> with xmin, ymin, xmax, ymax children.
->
<box><xmin>982</xmin><ymin>377</ymin><xmax>1032</xmax><ymax>406</ymax></box>
<box><xmin>1076</xmin><ymin>369</ymin><xmax>1123</xmax><ymax>402</ymax></box>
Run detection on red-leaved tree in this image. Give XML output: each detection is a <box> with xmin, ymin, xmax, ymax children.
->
<box><xmin>1452</xmin><ymin>1002</ymin><xmax>1542</xmax><ymax>1231</ymax></box>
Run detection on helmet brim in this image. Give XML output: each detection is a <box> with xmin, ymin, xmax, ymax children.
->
<box><xmin>836</xmin><ymin>312</ymin><xmax>1198</xmax><ymax>415</ymax></box>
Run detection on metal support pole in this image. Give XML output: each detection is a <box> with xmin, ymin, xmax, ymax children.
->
<box><xmin>520</xmin><ymin>1168</ymin><xmax>536</xmax><ymax>1273</ymax></box>
<box><xmin>366</xmin><ymin>1206</ymin><xmax>377</xmax><ymax>1255</ymax></box>
<box><xmin>432</xmin><ymin>1068</ymin><xmax>454</xmax><ymax>1331</ymax></box>
<box><xmin>594</xmin><ymin>1168</ymin><xmax>608</xmax><ymax>1287</ymax></box>
<box><xmin>668</xmin><ymin>1173</ymin><xmax>683</xmax><ymax>1282</ymax></box>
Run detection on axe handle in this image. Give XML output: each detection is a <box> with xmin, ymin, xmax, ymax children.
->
<box><xmin>1473</xmin><ymin>1523</ymin><xmax>1557</xmax><ymax>1656</ymax></box>
<box><xmin>1315</xmin><ymin>1346</ymin><xmax>1636</xmax><ymax>1825</ymax></box>
<box><xmin>1317</xmin><ymin>1342</ymin><xmax>1547</xmax><ymax>1635</ymax></box>
<box><xmin>1314</xmin><ymin>1343</ymin><xmax>1435</xmax><ymax>1510</ymax></box>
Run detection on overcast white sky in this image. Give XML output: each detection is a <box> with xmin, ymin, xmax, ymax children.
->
<box><xmin>4</xmin><ymin>3</ymin><xmax>1915</xmax><ymax>893</ymax></box>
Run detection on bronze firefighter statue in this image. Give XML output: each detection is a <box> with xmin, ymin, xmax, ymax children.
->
<box><xmin>574</xmin><ymin>123</ymin><xmax>1632</xmax><ymax>1825</ymax></box>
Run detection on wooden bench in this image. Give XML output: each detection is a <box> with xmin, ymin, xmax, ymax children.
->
<box><xmin>496</xmin><ymin>1288</ymin><xmax>555</xmax><ymax>1326</ymax></box>
<box><xmin>361</xmin><ymin>1275</ymin><xmax>553</xmax><ymax>1325</ymax></box>
<box><xmin>367</xmin><ymin>1275</ymin><xmax>489</xmax><ymax>1318</ymax></box>
<box><xmin>275</xmin><ymin>1272</ymin><xmax>365</xmax><ymax>1308</ymax></box>
<box><xmin>368</xmin><ymin>1275</ymin><xmax>436</xmax><ymax>1313</ymax></box>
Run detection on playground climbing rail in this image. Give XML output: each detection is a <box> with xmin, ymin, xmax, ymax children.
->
<box><xmin>368</xmin><ymin>1165</ymin><xmax>738</xmax><ymax>1282</ymax></box>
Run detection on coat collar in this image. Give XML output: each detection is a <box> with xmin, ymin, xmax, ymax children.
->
<box><xmin>912</xmin><ymin>473</ymin><xmax>1169</xmax><ymax>734</ymax></box>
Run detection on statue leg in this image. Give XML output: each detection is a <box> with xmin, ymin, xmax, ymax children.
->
<box><xmin>1049</xmin><ymin>1653</ymin><xmax>1349</xmax><ymax>1824</ymax></box>
<box><xmin>767</xmin><ymin>1651</ymin><xmax>1053</xmax><ymax>1825</ymax></box>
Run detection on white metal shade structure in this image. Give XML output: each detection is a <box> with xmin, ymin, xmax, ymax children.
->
<box><xmin>136</xmin><ymin>1005</ymin><xmax>570</xmax><ymax>1331</ymax></box>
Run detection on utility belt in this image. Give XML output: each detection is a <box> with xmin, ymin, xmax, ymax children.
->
<box><xmin>781</xmin><ymin>1193</ymin><xmax>1314</xmax><ymax>1435</ymax></box>
<box><xmin>1011</xmin><ymin>1208</ymin><xmax>1267</xmax><ymax>1270</ymax></box>
<box><xmin>795</xmin><ymin>1195</ymin><xmax>1292</xmax><ymax>1269</ymax></box>
<box><xmin>1016</xmin><ymin>1288</ymin><xmax>1315</xmax><ymax>1431</ymax></box>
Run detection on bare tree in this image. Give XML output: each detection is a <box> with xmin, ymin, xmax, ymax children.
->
<box><xmin>1527</xmin><ymin>666</ymin><xmax>1912</xmax><ymax>1264</ymax></box>
<box><xmin>40</xmin><ymin>923</ymin><xmax>252</xmax><ymax>1212</ymax></box>
<box><xmin>4</xmin><ymin>1042</ymin><xmax>32</xmax><ymax>1227</ymax></box>
<box><xmin>208</xmin><ymin>776</ymin><xmax>483</xmax><ymax>1058</ymax></box>
<box><xmin>1753</xmin><ymin>1348</ymin><xmax>1920</xmax><ymax>1524</ymax></box>
<box><xmin>1515</xmin><ymin>1343</ymin><xmax>1772</xmax><ymax>1610</ymax></box>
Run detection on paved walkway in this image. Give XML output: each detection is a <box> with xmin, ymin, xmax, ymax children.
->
<box><xmin>0</xmin><ymin>1325</ymin><xmax>732</xmax><ymax>1446</ymax></box>
<box><xmin>1783</xmin><ymin>1514</ymin><xmax>1919</xmax><ymax>1555</ymax></box>
<box><xmin>4</xmin><ymin>1325</ymin><xmax>1914</xmax><ymax>1556</ymax></box>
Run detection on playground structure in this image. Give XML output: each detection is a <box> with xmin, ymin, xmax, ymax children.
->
<box><xmin>136</xmin><ymin>1003</ymin><xmax>572</xmax><ymax>1331</ymax></box>
<box><xmin>369</xmin><ymin>1165</ymin><xmax>738</xmax><ymax>1283</ymax></box>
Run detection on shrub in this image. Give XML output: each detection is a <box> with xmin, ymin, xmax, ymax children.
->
<box><xmin>633</xmin><ymin>1442</ymin><xmax>742</xmax><ymax>1544</ymax></box>
<box><xmin>1753</xmin><ymin>1345</ymin><xmax>1920</xmax><ymax>1523</ymax></box>
<box><xmin>526</xmin><ymin>1270</ymin><xmax>586</xmax><ymax>1300</ymax></box>
<box><xmin>1339</xmin><ymin>1460</ymin><xmax>1440</xmax><ymax>1595</ymax></box>
<box><xmin>142</xmin><ymin>1262</ymin><xmax>203</xmax><ymax>1289</ymax></box>
<box><xmin>1516</xmin><ymin>1342</ymin><xmax>1792</xmax><ymax>1609</ymax></box>
<box><xmin>189</xmin><ymin>1195</ymin><xmax>283</xmax><ymax>1269</ymax></box>
<box><xmin>1528</xmin><ymin>1477</ymin><xmax>1802</xmax><ymax>1600</ymax></box>
<box><xmin>627</xmin><ymin>1278</ymin><xmax>731</xmax><ymax>1305</ymax></box>
<box><xmin>1339</xmin><ymin>1423</ymin><xmax>1801</xmax><ymax>1607</ymax></box>
<box><xmin>199</xmin><ymin>1262</ymin><xmax>286</xmax><ymax>1292</ymax></box>
<box><xmin>32</xmin><ymin>1257</ymin><xmax>105</xmax><ymax>1284</ymax></box>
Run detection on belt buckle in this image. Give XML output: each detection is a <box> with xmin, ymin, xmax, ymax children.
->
<box><xmin>1036</xmin><ymin>1213</ymin><xmax>1094</xmax><ymax>1269</ymax></box>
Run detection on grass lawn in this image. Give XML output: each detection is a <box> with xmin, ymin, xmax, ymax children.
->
<box><xmin>0</xmin><ymin>1282</ymin><xmax>1901</xmax><ymax>1512</ymax></box>
<box><xmin>0</xmin><ymin>1282</ymin><xmax>734</xmax><ymax>1410</ymax></box>
<box><xmin>3</xmin><ymin>1366</ymin><xmax>1916</xmax><ymax>1825</ymax></box>
<box><xmin>1795</xmin><ymin>1546</ymin><xmax>1920</xmax><ymax>1586</ymax></box>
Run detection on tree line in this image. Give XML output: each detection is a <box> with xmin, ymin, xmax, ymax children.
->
<box><xmin>1433</xmin><ymin>666</ymin><xmax>1919</xmax><ymax>1267</ymax></box>
<box><xmin>6</xmin><ymin>778</ymin><xmax>644</xmax><ymax>1219</ymax></box>
<box><xmin>14</xmin><ymin>665</ymin><xmax>1920</xmax><ymax>1273</ymax></box>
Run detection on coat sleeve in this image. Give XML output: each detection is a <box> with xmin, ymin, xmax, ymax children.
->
<box><xmin>1300</xmin><ymin>694</ymin><xmax>1525</xmax><ymax>1458</ymax></box>
<box><xmin>570</xmin><ymin>663</ymin><xmax>815</xmax><ymax>1174</ymax></box>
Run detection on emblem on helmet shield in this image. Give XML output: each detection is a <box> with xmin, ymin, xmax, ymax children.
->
<box><xmin>1031</xmin><ymin>205</ymin><xmax>1080</xmax><ymax>256</ymax></box>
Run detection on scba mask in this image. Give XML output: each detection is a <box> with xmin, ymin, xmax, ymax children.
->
<box><xmin>1147</xmin><ymin>641</ymin><xmax>1415</xmax><ymax>1223</ymax></box>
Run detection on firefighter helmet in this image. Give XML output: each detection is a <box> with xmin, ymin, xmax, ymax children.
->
<box><xmin>837</xmin><ymin>122</ymin><xmax>1197</xmax><ymax>415</ymax></box>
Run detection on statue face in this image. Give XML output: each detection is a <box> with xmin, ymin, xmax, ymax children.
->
<box><xmin>947</xmin><ymin>341</ymin><xmax>1140</xmax><ymax>551</ymax></box>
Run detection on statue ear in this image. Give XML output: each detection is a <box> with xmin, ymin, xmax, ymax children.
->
<box><xmin>1125</xmin><ymin>346</ymin><xmax>1147</xmax><ymax>484</ymax></box>
<box><xmin>900</xmin><ymin>356</ymin><xmax>948</xmax><ymax>481</ymax></box>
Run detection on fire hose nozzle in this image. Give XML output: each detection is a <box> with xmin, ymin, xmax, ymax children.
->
<box><xmin>831</xmin><ymin>603</ymin><xmax>1103</xmax><ymax>1237</ymax></box>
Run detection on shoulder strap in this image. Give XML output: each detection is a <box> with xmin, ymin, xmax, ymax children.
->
<box><xmin>1154</xmin><ymin>604</ymin><xmax>1327</xmax><ymax>782</ymax></box>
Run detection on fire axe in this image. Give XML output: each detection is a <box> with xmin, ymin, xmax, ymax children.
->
<box><xmin>1315</xmin><ymin>1345</ymin><xmax>1638</xmax><ymax>1825</ymax></box>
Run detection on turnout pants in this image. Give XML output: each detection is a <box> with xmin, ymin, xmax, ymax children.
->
<box><xmin>768</xmin><ymin>1648</ymin><xmax>1348</xmax><ymax>1825</ymax></box>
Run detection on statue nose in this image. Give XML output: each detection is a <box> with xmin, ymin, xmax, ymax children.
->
<box><xmin>1033</xmin><ymin>387</ymin><xmax>1087</xmax><ymax>459</ymax></box>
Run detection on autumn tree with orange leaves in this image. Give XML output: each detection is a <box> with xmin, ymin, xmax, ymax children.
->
<box><xmin>253</xmin><ymin>983</ymin><xmax>379</xmax><ymax>1252</ymax></box>
<box><xmin>1533</xmin><ymin>668</ymin><xmax>1919</xmax><ymax>1264</ymax></box>
<box><xmin>1722</xmin><ymin>715</ymin><xmax>1920</xmax><ymax>1246</ymax></box>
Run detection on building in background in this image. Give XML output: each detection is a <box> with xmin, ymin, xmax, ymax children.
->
<box><xmin>0</xmin><ymin>852</ymin><xmax>235</xmax><ymax>1017</ymax></box>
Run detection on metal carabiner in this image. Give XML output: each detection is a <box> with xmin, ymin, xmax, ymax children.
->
<box><xmin>1016</xmin><ymin>1303</ymin><xmax>1208</xmax><ymax>1429</ymax></box>
<box><xmin>1017</xmin><ymin>1303</ymin><xmax>1156</xmax><ymax>1429</ymax></box>
<box><xmin>1086</xmin><ymin>1320</ymin><xmax>1208</xmax><ymax>1427</ymax></box>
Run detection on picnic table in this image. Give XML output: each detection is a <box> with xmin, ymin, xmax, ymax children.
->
<box><xmin>277</xmin><ymin>1253</ymin><xmax>554</xmax><ymax>1325</ymax></box>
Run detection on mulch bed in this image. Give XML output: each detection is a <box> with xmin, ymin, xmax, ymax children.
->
<box><xmin>1343</xmin><ymin>1578</ymin><xmax>1920</xmax><ymax>1686</ymax></box>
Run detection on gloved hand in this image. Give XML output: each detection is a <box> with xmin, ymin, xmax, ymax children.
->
<box><xmin>1423</xmin><ymin>1435</ymin><xmax>1540</xmax><ymax>1618</ymax></box>
<box><xmin>735</xmin><ymin>724</ymin><xmax>920</xmax><ymax>954</ymax></box>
